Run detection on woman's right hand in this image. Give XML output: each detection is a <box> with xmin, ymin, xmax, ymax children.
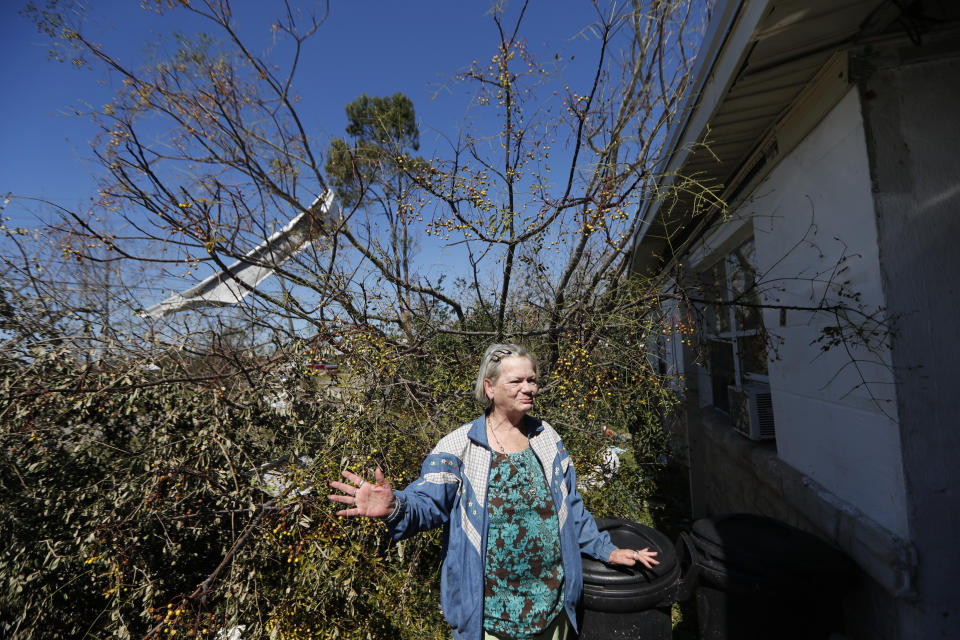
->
<box><xmin>328</xmin><ymin>467</ymin><xmax>395</xmax><ymax>518</ymax></box>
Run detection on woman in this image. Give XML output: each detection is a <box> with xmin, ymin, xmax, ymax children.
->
<box><xmin>328</xmin><ymin>344</ymin><xmax>658</xmax><ymax>640</ymax></box>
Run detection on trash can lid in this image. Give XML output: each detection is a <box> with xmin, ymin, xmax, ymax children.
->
<box><xmin>582</xmin><ymin>518</ymin><xmax>678</xmax><ymax>587</ymax></box>
<box><xmin>690</xmin><ymin>513</ymin><xmax>853</xmax><ymax>580</ymax></box>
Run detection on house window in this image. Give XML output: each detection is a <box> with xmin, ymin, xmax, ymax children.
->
<box><xmin>698</xmin><ymin>237</ymin><xmax>768</xmax><ymax>412</ymax></box>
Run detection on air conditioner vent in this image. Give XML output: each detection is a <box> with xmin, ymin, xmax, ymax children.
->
<box><xmin>754</xmin><ymin>391</ymin><xmax>775</xmax><ymax>439</ymax></box>
<box><xmin>727</xmin><ymin>383</ymin><xmax>776</xmax><ymax>441</ymax></box>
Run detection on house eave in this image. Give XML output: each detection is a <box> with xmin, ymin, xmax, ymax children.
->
<box><xmin>629</xmin><ymin>0</ymin><xmax>893</xmax><ymax>277</ymax></box>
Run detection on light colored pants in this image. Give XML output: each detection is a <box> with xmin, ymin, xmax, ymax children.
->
<box><xmin>483</xmin><ymin>613</ymin><xmax>574</xmax><ymax>640</ymax></box>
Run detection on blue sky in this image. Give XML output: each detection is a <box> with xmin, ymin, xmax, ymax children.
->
<box><xmin>0</xmin><ymin>1</ymin><xmax>662</xmax><ymax>315</ymax></box>
<box><xmin>2</xmin><ymin>1</ymin><xmax>605</xmax><ymax>227</ymax></box>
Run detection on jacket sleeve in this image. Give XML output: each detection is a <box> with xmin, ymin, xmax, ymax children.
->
<box><xmin>563</xmin><ymin>454</ymin><xmax>617</xmax><ymax>561</ymax></box>
<box><xmin>384</xmin><ymin>449</ymin><xmax>462</xmax><ymax>540</ymax></box>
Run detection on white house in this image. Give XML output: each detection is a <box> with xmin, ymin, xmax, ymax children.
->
<box><xmin>630</xmin><ymin>1</ymin><xmax>960</xmax><ymax>638</ymax></box>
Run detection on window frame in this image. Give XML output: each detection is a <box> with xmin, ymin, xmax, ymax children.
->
<box><xmin>699</xmin><ymin>236</ymin><xmax>769</xmax><ymax>395</ymax></box>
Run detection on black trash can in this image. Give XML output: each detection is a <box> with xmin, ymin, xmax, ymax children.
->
<box><xmin>580</xmin><ymin>518</ymin><xmax>685</xmax><ymax>640</ymax></box>
<box><xmin>680</xmin><ymin>513</ymin><xmax>856</xmax><ymax>640</ymax></box>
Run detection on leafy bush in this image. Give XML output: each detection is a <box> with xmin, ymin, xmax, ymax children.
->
<box><xmin>1</xmin><ymin>317</ymin><xmax>678</xmax><ymax>639</ymax></box>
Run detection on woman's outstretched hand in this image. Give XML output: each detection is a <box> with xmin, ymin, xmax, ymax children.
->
<box><xmin>328</xmin><ymin>467</ymin><xmax>395</xmax><ymax>518</ymax></box>
<box><xmin>608</xmin><ymin>547</ymin><xmax>660</xmax><ymax>570</ymax></box>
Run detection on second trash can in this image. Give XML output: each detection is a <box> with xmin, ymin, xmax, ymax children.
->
<box><xmin>580</xmin><ymin>518</ymin><xmax>684</xmax><ymax>640</ymax></box>
<box><xmin>680</xmin><ymin>513</ymin><xmax>856</xmax><ymax>640</ymax></box>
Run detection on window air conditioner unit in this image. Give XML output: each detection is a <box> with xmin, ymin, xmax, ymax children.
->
<box><xmin>727</xmin><ymin>382</ymin><xmax>776</xmax><ymax>441</ymax></box>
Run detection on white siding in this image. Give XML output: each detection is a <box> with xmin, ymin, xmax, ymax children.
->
<box><xmin>690</xmin><ymin>88</ymin><xmax>909</xmax><ymax>537</ymax></box>
<box><xmin>747</xmin><ymin>88</ymin><xmax>907</xmax><ymax>537</ymax></box>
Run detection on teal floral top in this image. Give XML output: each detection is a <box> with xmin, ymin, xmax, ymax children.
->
<box><xmin>483</xmin><ymin>447</ymin><xmax>565</xmax><ymax>639</ymax></box>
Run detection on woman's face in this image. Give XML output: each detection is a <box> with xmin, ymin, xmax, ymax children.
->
<box><xmin>484</xmin><ymin>356</ymin><xmax>538</xmax><ymax>417</ymax></box>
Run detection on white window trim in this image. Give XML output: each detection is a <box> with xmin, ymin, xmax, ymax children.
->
<box><xmin>694</xmin><ymin>232</ymin><xmax>770</xmax><ymax>401</ymax></box>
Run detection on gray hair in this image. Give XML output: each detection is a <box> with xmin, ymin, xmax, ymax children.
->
<box><xmin>473</xmin><ymin>343</ymin><xmax>539</xmax><ymax>407</ymax></box>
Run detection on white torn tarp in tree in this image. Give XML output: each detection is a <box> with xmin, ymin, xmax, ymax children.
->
<box><xmin>144</xmin><ymin>191</ymin><xmax>338</xmax><ymax>319</ymax></box>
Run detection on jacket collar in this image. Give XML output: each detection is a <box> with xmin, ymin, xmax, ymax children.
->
<box><xmin>467</xmin><ymin>413</ymin><xmax>544</xmax><ymax>448</ymax></box>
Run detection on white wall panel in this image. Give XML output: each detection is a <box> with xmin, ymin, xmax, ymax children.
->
<box><xmin>734</xmin><ymin>88</ymin><xmax>908</xmax><ymax>536</ymax></box>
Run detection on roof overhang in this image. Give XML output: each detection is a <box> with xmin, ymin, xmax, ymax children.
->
<box><xmin>629</xmin><ymin>0</ymin><xmax>896</xmax><ymax>276</ymax></box>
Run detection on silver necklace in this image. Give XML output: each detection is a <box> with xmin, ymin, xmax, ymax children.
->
<box><xmin>489</xmin><ymin>418</ymin><xmax>538</xmax><ymax>496</ymax></box>
<box><xmin>488</xmin><ymin>419</ymin><xmax>510</xmax><ymax>454</ymax></box>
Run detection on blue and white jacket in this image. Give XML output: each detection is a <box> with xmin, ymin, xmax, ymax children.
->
<box><xmin>385</xmin><ymin>414</ymin><xmax>617</xmax><ymax>640</ymax></box>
